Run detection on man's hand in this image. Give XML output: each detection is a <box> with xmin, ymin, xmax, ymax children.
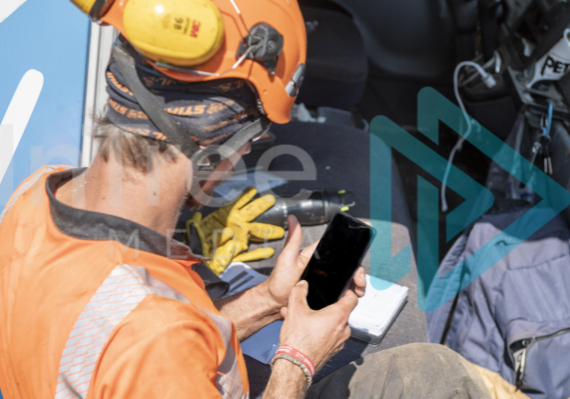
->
<box><xmin>261</xmin><ymin>215</ymin><xmax>366</xmax><ymax>312</ymax></box>
<box><xmin>215</xmin><ymin>214</ymin><xmax>366</xmax><ymax>341</ymax></box>
<box><xmin>279</xmin><ymin>280</ymin><xmax>358</xmax><ymax>371</ymax></box>
<box><xmin>262</xmin><ymin>281</ymin><xmax>359</xmax><ymax>399</ymax></box>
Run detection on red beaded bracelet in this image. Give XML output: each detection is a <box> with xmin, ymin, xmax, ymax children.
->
<box><xmin>270</xmin><ymin>345</ymin><xmax>315</xmax><ymax>385</ymax></box>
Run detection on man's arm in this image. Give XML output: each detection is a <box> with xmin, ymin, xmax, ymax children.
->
<box><xmin>214</xmin><ymin>216</ymin><xmax>314</xmax><ymax>341</ymax></box>
<box><xmin>262</xmin><ymin>358</ymin><xmax>308</xmax><ymax>399</ymax></box>
<box><xmin>214</xmin><ymin>279</ymin><xmax>281</xmax><ymax>341</ymax></box>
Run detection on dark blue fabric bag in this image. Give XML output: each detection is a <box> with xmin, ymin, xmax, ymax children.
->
<box><xmin>427</xmin><ymin>208</ymin><xmax>570</xmax><ymax>399</ymax></box>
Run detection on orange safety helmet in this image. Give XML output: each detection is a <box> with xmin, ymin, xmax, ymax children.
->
<box><xmin>71</xmin><ymin>0</ymin><xmax>307</xmax><ymax>124</ymax></box>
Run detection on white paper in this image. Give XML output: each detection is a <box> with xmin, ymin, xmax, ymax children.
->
<box><xmin>348</xmin><ymin>275</ymin><xmax>408</xmax><ymax>336</ymax></box>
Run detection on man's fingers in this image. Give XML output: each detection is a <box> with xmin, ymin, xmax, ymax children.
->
<box><xmin>354</xmin><ymin>267</ymin><xmax>366</xmax><ymax>288</ymax></box>
<box><xmin>297</xmin><ymin>240</ymin><xmax>319</xmax><ymax>272</ymax></box>
<box><xmin>348</xmin><ymin>280</ymin><xmax>365</xmax><ymax>298</ymax></box>
<box><xmin>285</xmin><ymin>215</ymin><xmax>300</xmax><ymax>245</ymax></box>
<box><xmin>319</xmin><ymin>289</ymin><xmax>358</xmax><ymax>323</ymax></box>
<box><xmin>280</xmin><ymin>307</ymin><xmax>288</xmax><ymax>318</ymax></box>
<box><xmin>334</xmin><ymin>289</ymin><xmax>359</xmax><ymax>315</ymax></box>
<box><xmin>288</xmin><ymin>280</ymin><xmax>309</xmax><ymax>310</ymax></box>
<box><xmin>352</xmin><ymin>267</ymin><xmax>366</xmax><ymax>297</ymax></box>
<box><xmin>277</xmin><ymin>215</ymin><xmax>303</xmax><ymax>266</ymax></box>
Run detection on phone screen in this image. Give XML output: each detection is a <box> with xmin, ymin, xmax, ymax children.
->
<box><xmin>300</xmin><ymin>212</ymin><xmax>375</xmax><ymax>310</ymax></box>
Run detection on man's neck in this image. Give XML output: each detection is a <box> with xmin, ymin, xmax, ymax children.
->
<box><xmin>55</xmin><ymin>155</ymin><xmax>187</xmax><ymax>237</ymax></box>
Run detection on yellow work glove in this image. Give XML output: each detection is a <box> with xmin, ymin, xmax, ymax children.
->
<box><xmin>186</xmin><ymin>187</ymin><xmax>285</xmax><ymax>275</ymax></box>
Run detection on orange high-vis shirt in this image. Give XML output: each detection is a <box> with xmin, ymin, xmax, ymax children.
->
<box><xmin>0</xmin><ymin>166</ymin><xmax>249</xmax><ymax>398</ymax></box>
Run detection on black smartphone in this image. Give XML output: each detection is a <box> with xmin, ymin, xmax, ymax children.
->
<box><xmin>300</xmin><ymin>212</ymin><xmax>376</xmax><ymax>310</ymax></box>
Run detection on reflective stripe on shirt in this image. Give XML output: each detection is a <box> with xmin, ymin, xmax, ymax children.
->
<box><xmin>55</xmin><ymin>264</ymin><xmax>247</xmax><ymax>399</ymax></box>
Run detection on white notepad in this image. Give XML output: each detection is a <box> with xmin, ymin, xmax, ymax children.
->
<box><xmin>220</xmin><ymin>263</ymin><xmax>408</xmax><ymax>364</ymax></box>
<box><xmin>348</xmin><ymin>274</ymin><xmax>408</xmax><ymax>337</ymax></box>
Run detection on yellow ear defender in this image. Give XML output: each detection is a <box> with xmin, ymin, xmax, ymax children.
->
<box><xmin>71</xmin><ymin>0</ymin><xmax>307</xmax><ymax>124</ymax></box>
<box><xmin>71</xmin><ymin>0</ymin><xmax>225</xmax><ymax>67</ymax></box>
<box><xmin>124</xmin><ymin>0</ymin><xmax>224</xmax><ymax>66</ymax></box>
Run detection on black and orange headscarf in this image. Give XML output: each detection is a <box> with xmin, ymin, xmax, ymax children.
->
<box><xmin>105</xmin><ymin>55</ymin><xmax>263</xmax><ymax>146</ymax></box>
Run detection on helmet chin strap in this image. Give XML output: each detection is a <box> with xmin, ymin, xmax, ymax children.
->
<box><xmin>88</xmin><ymin>0</ymin><xmax>113</xmax><ymax>20</ymax></box>
<box><xmin>111</xmin><ymin>44</ymin><xmax>271</xmax><ymax>185</ymax></box>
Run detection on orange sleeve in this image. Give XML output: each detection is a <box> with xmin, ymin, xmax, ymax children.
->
<box><xmin>89</xmin><ymin>295</ymin><xmax>224</xmax><ymax>399</ymax></box>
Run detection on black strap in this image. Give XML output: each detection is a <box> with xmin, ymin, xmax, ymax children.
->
<box><xmin>112</xmin><ymin>45</ymin><xmax>202</xmax><ymax>159</ymax></box>
<box><xmin>190</xmin><ymin>116</ymin><xmax>271</xmax><ymax>183</ymax></box>
<box><xmin>478</xmin><ymin>0</ymin><xmax>502</xmax><ymax>61</ymax></box>
<box><xmin>193</xmin><ymin>263</ymin><xmax>230</xmax><ymax>299</ymax></box>
<box><xmin>440</xmin><ymin>293</ymin><xmax>460</xmax><ymax>344</ymax></box>
<box><xmin>215</xmin><ymin>117</ymin><xmax>270</xmax><ymax>160</ymax></box>
<box><xmin>89</xmin><ymin>0</ymin><xmax>112</xmax><ymax>20</ymax></box>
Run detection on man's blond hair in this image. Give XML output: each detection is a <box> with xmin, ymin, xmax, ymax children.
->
<box><xmin>94</xmin><ymin>117</ymin><xmax>173</xmax><ymax>173</ymax></box>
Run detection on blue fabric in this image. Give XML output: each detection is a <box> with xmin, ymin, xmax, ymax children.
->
<box><xmin>0</xmin><ymin>0</ymin><xmax>88</xmax><ymax>208</ymax></box>
<box><xmin>427</xmin><ymin>209</ymin><xmax>570</xmax><ymax>398</ymax></box>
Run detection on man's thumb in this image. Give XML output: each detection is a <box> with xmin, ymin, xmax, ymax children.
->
<box><xmin>334</xmin><ymin>289</ymin><xmax>359</xmax><ymax>315</ymax></box>
<box><xmin>288</xmin><ymin>280</ymin><xmax>309</xmax><ymax>308</ymax></box>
